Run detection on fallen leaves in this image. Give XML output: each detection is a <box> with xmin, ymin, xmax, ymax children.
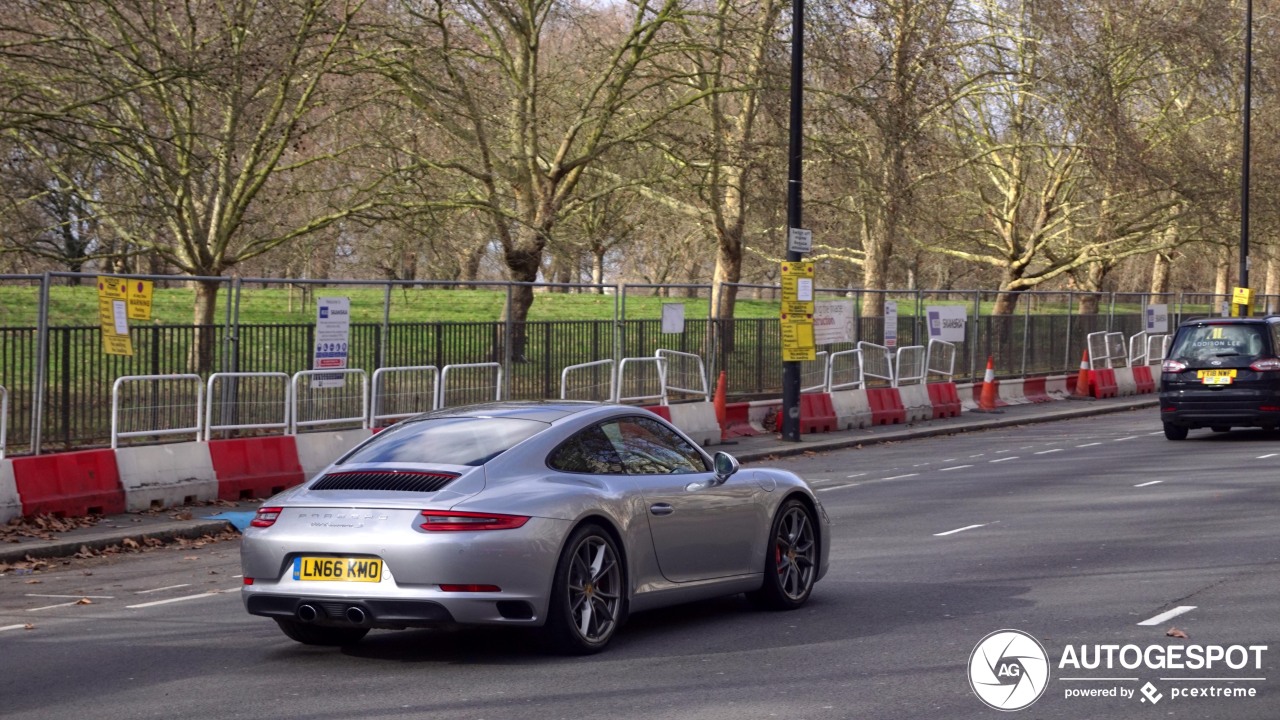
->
<box><xmin>74</xmin><ymin>597</ymin><xmax>93</xmax><ymax>606</ymax></box>
<box><xmin>1167</xmin><ymin>627</ymin><xmax>1189</xmax><ymax>639</ymax></box>
<box><xmin>0</xmin><ymin>514</ymin><xmax>102</xmax><ymax>542</ymax></box>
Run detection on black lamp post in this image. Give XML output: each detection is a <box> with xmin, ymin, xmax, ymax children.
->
<box><xmin>781</xmin><ymin>0</ymin><xmax>804</xmax><ymax>441</ymax></box>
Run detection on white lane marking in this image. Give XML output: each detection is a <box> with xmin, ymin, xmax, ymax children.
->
<box><xmin>1</xmin><ymin>624</ymin><xmax>30</xmax><ymax>632</ymax></box>
<box><xmin>1147</xmin><ymin>431</ymin><xmax>1165</xmax><ymax>436</ymax></box>
<box><xmin>934</xmin><ymin>524</ymin><xmax>987</xmax><ymax>537</ymax></box>
<box><xmin>818</xmin><ymin>483</ymin><xmax>860</xmax><ymax>493</ymax></box>
<box><xmin>1137</xmin><ymin>606</ymin><xmax>1196</xmax><ymax>626</ymax></box>
<box><xmin>27</xmin><ymin>601</ymin><xmax>82</xmax><ymax>612</ymax></box>
<box><xmin>1035</xmin><ymin>449</ymin><xmax>1063</xmax><ymax>455</ymax></box>
<box><xmin>25</xmin><ymin>594</ymin><xmax>114</xmax><ymax>599</ymax></box>
<box><xmin>1258</xmin><ymin>453</ymin><xmax>1278</xmax><ymax>460</ymax></box>
<box><xmin>989</xmin><ymin>457</ymin><xmax>1018</xmax><ymax>463</ymax></box>
<box><xmin>940</xmin><ymin>465</ymin><xmax>973</xmax><ymax>471</ymax></box>
<box><xmin>881</xmin><ymin>473</ymin><xmax>919</xmax><ymax>481</ymax></box>
<box><xmin>1078</xmin><ymin>442</ymin><xmax>1101</xmax><ymax>447</ymax></box>
<box><xmin>1019</xmin><ymin>445</ymin><xmax>1034</xmax><ymax>450</ymax></box>
<box><xmin>134</xmin><ymin>584</ymin><xmax>191</xmax><ymax>595</ymax></box>
<box><xmin>969</xmin><ymin>453</ymin><xmax>985</xmax><ymax>458</ymax></box>
<box><xmin>1114</xmin><ymin>436</ymin><xmax>1139</xmax><ymax>442</ymax></box>
<box><xmin>995</xmin><ymin>449</ymin><xmax>1014</xmax><ymax>454</ymax></box>
<box><xmin>1134</xmin><ymin>480</ymin><xmax>1163</xmax><ymax>488</ymax></box>
<box><xmin>126</xmin><ymin>588</ymin><xmax>240</xmax><ymax>609</ymax></box>
<box><xmin>845</xmin><ymin>472</ymin><xmax>867</xmax><ymax>479</ymax></box>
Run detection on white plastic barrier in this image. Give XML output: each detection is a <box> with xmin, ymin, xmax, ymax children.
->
<box><xmin>617</xmin><ymin>356</ymin><xmax>668</xmax><ymax>405</ymax></box>
<box><xmin>1045</xmin><ymin>376</ymin><xmax>1070</xmax><ymax>398</ymax></box>
<box><xmin>801</xmin><ymin>351</ymin><xmax>829</xmax><ymax>393</ymax></box>
<box><xmin>926</xmin><ymin>339</ymin><xmax>957</xmax><ymax>380</ymax></box>
<box><xmin>656</xmin><ymin>350</ymin><xmax>709</xmax><ymax>401</ymax></box>
<box><xmin>295</xmin><ymin>429</ymin><xmax>374</xmax><ymax>480</ymax></box>
<box><xmin>111</xmin><ymin>374</ymin><xmax>204</xmax><ymax>450</ymax></box>
<box><xmin>1128</xmin><ymin>332</ymin><xmax>1149</xmax><ymax>365</ymax></box>
<box><xmin>1114</xmin><ymin>367</ymin><xmax>1138</xmax><ymax>396</ymax></box>
<box><xmin>898</xmin><ymin>384</ymin><xmax>932</xmax><ymax>422</ymax></box>
<box><xmin>666</xmin><ymin>402</ymin><xmax>721</xmax><ymax>446</ymax></box>
<box><xmin>560</xmin><ymin>360</ymin><xmax>616</xmax><ymax>402</ymax></box>
<box><xmin>0</xmin><ymin>458</ymin><xmax>19</xmax><ymax>523</ymax></box>
<box><xmin>205</xmin><ymin>372</ymin><xmax>291</xmax><ymax>441</ymax></box>
<box><xmin>292</xmin><ymin>369</ymin><xmax>369</xmax><ymax>433</ymax></box>
<box><xmin>1147</xmin><ymin>334</ymin><xmax>1171</xmax><ymax>364</ymax></box>
<box><xmin>438</xmin><ymin>362</ymin><xmax>502</xmax><ymax>408</ymax></box>
<box><xmin>830</xmin><ymin>389</ymin><xmax>872</xmax><ymax>429</ymax></box>
<box><xmin>115</xmin><ymin>441</ymin><xmax>218</xmax><ymax>512</ymax></box>
<box><xmin>371</xmin><ymin>366</ymin><xmax>439</xmax><ymax>426</ymax></box>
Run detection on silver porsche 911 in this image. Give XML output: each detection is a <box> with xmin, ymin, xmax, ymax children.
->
<box><xmin>240</xmin><ymin>401</ymin><xmax>830</xmax><ymax>654</ymax></box>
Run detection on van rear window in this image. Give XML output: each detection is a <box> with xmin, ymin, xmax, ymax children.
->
<box><xmin>1171</xmin><ymin>325</ymin><xmax>1266</xmax><ymax>360</ymax></box>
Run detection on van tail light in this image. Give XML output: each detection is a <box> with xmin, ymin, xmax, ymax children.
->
<box><xmin>251</xmin><ymin>507</ymin><xmax>283</xmax><ymax>528</ymax></box>
<box><xmin>419</xmin><ymin>510</ymin><xmax>530</xmax><ymax>531</ymax></box>
<box><xmin>1162</xmin><ymin>359</ymin><xmax>1187</xmax><ymax>373</ymax></box>
<box><xmin>1250</xmin><ymin>357</ymin><xmax>1280</xmax><ymax>371</ymax></box>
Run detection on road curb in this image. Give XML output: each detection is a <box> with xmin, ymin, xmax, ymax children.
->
<box><xmin>0</xmin><ymin>519</ymin><xmax>236</xmax><ymax>565</ymax></box>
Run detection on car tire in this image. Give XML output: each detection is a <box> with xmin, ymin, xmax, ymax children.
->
<box><xmin>1163</xmin><ymin>422</ymin><xmax>1189</xmax><ymax>441</ymax></box>
<box><xmin>1211</xmin><ymin>426</ymin><xmax>1231</xmax><ymax>433</ymax></box>
<box><xmin>274</xmin><ymin>618</ymin><xmax>369</xmax><ymax>646</ymax></box>
<box><xmin>748</xmin><ymin>498</ymin><xmax>818</xmax><ymax>611</ymax></box>
<box><xmin>543</xmin><ymin>523</ymin><xmax>624</xmax><ymax>655</ymax></box>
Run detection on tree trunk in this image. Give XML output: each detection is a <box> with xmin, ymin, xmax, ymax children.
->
<box><xmin>592</xmin><ymin>249</ymin><xmax>605</xmax><ymax>293</ymax></box>
<box><xmin>191</xmin><ymin>279</ymin><xmax>221</xmax><ymax>374</ymax></box>
<box><xmin>1214</xmin><ymin>247</ymin><xmax>1230</xmax><ymax>298</ymax></box>
<box><xmin>1266</xmin><ymin>253</ymin><xmax>1279</xmax><ymax>314</ymax></box>
<box><xmin>711</xmin><ymin>243</ymin><xmax>743</xmax><ymax>355</ymax></box>
<box><xmin>1149</xmin><ymin>250</ymin><xmax>1172</xmax><ymax>295</ymax></box>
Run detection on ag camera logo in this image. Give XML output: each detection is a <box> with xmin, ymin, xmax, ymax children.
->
<box><xmin>969</xmin><ymin>629</ymin><xmax>1050</xmax><ymax>711</ymax></box>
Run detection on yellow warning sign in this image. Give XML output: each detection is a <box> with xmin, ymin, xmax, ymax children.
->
<box><xmin>97</xmin><ymin>275</ymin><xmax>133</xmax><ymax>356</ymax></box>
<box><xmin>127</xmin><ymin>279</ymin><xmax>153</xmax><ymax>321</ymax></box>
<box><xmin>780</xmin><ymin>261</ymin><xmax>817</xmax><ymax>362</ymax></box>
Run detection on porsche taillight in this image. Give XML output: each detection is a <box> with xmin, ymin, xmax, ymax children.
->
<box><xmin>251</xmin><ymin>507</ymin><xmax>283</xmax><ymax>528</ymax></box>
<box><xmin>419</xmin><ymin>510</ymin><xmax>530</xmax><ymax>531</ymax></box>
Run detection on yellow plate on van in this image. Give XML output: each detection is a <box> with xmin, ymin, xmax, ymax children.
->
<box><xmin>1197</xmin><ymin>369</ymin><xmax>1236</xmax><ymax>385</ymax></box>
<box><xmin>292</xmin><ymin>557</ymin><xmax>382</xmax><ymax>582</ymax></box>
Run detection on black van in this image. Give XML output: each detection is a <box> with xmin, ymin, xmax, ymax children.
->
<box><xmin>1159</xmin><ymin>316</ymin><xmax>1280</xmax><ymax>439</ymax></box>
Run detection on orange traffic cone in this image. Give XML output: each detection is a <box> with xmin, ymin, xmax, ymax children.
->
<box><xmin>1072</xmin><ymin>349</ymin><xmax>1093</xmax><ymax>399</ymax></box>
<box><xmin>975</xmin><ymin>356</ymin><xmax>1001</xmax><ymax>412</ymax></box>
<box><xmin>713</xmin><ymin>370</ymin><xmax>728</xmax><ymax>440</ymax></box>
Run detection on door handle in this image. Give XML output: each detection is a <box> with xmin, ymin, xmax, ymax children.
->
<box><xmin>649</xmin><ymin>503</ymin><xmax>674</xmax><ymax>516</ymax></box>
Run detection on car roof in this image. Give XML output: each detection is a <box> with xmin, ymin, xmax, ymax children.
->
<box><xmin>1177</xmin><ymin>315</ymin><xmax>1280</xmax><ymax>327</ymax></box>
<box><xmin>412</xmin><ymin>400</ymin><xmax>610</xmax><ymax>424</ymax></box>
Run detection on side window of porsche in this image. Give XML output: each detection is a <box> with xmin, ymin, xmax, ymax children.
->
<box><xmin>610</xmin><ymin>417</ymin><xmax>707</xmax><ymax>475</ymax></box>
<box><xmin>547</xmin><ymin>425</ymin><xmax>625</xmax><ymax>475</ymax></box>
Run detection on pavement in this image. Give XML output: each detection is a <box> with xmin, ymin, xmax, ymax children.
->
<box><xmin>0</xmin><ymin>394</ymin><xmax>1159</xmax><ymax>565</ymax></box>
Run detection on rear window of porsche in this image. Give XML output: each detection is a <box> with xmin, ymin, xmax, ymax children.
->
<box><xmin>340</xmin><ymin>417</ymin><xmax>547</xmax><ymax>466</ymax></box>
<box><xmin>1170</xmin><ymin>325</ymin><xmax>1268</xmax><ymax>362</ymax></box>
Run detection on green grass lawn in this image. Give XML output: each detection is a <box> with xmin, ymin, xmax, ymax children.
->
<box><xmin>0</xmin><ymin>281</ymin><xmax>1222</xmax><ymax>328</ymax></box>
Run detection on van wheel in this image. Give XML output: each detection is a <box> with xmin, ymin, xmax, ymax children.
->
<box><xmin>1163</xmin><ymin>422</ymin><xmax>1188</xmax><ymax>441</ymax></box>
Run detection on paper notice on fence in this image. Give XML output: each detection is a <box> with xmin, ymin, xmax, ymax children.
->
<box><xmin>312</xmin><ymin>296</ymin><xmax>351</xmax><ymax>388</ymax></box>
<box><xmin>814</xmin><ymin>300</ymin><xmax>853</xmax><ymax>345</ymax></box>
<box><xmin>885</xmin><ymin>301</ymin><xmax>898</xmax><ymax>348</ymax></box>
<box><xmin>661</xmin><ymin>303</ymin><xmax>685</xmax><ymax>334</ymax></box>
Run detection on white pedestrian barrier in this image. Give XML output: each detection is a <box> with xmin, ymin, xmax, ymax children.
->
<box><xmin>1114</xmin><ymin>367</ymin><xmax>1138</xmax><ymax>397</ymax></box>
<box><xmin>898</xmin><ymin>384</ymin><xmax>932</xmax><ymax>422</ymax></box>
<box><xmin>0</xmin><ymin>459</ymin><xmax>20</xmax><ymax>523</ymax></box>
<box><xmin>831</xmin><ymin>389</ymin><xmax>872</xmax><ymax>430</ymax></box>
<box><xmin>115</xmin><ymin>442</ymin><xmax>218</xmax><ymax>512</ymax></box>
<box><xmin>666</xmin><ymin>402</ymin><xmax>721</xmax><ymax>446</ymax></box>
<box><xmin>295</xmin><ymin>429</ymin><xmax>374</xmax><ymax>480</ymax></box>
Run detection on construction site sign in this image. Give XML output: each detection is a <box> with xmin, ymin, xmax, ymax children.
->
<box><xmin>97</xmin><ymin>276</ymin><xmax>133</xmax><ymax>356</ymax></box>
<box><xmin>780</xmin><ymin>261</ymin><xmax>816</xmax><ymax>361</ymax></box>
<box><xmin>127</xmin><ymin>279</ymin><xmax>154</xmax><ymax>320</ymax></box>
<box><xmin>312</xmin><ymin>297</ymin><xmax>351</xmax><ymax>388</ymax></box>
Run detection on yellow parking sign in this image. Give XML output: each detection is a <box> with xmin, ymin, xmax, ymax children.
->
<box><xmin>127</xmin><ymin>279</ymin><xmax>153</xmax><ymax>320</ymax></box>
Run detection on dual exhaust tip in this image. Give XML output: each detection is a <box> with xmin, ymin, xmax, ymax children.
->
<box><xmin>296</xmin><ymin>603</ymin><xmax>367</xmax><ymax>625</ymax></box>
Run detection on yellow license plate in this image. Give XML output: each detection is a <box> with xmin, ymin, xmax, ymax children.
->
<box><xmin>1197</xmin><ymin>369</ymin><xmax>1237</xmax><ymax>385</ymax></box>
<box><xmin>292</xmin><ymin>557</ymin><xmax>382</xmax><ymax>582</ymax></box>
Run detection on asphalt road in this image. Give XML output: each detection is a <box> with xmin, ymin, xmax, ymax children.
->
<box><xmin>1</xmin><ymin>407</ymin><xmax>1276</xmax><ymax>720</ymax></box>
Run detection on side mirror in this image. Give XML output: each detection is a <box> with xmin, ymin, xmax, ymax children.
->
<box><xmin>712</xmin><ymin>451</ymin><xmax>739</xmax><ymax>484</ymax></box>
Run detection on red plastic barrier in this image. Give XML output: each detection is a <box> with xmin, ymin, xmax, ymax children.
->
<box><xmin>1132</xmin><ymin>366</ymin><xmax>1156</xmax><ymax>394</ymax></box>
<box><xmin>643</xmin><ymin>405</ymin><xmax>672</xmax><ymax>421</ymax></box>
<box><xmin>12</xmin><ymin>449</ymin><xmax>125</xmax><ymax>518</ymax></box>
<box><xmin>927</xmin><ymin>382</ymin><xmax>961</xmax><ymax>418</ymax></box>
<box><xmin>722</xmin><ymin>402</ymin><xmax>762</xmax><ymax>438</ymax></box>
<box><xmin>208</xmin><ymin>436</ymin><xmax>305</xmax><ymax>501</ymax></box>
<box><xmin>867</xmin><ymin>388</ymin><xmax>906</xmax><ymax>425</ymax></box>
<box><xmin>1091</xmin><ymin>369</ymin><xmax>1118</xmax><ymax>399</ymax></box>
<box><xmin>1022</xmin><ymin>377</ymin><xmax>1052</xmax><ymax>403</ymax></box>
<box><xmin>799</xmin><ymin>393</ymin><xmax>837</xmax><ymax>434</ymax></box>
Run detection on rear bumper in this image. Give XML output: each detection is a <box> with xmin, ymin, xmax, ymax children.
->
<box><xmin>1159</xmin><ymin>392</ymin><xmax>1280</xmax><ymax>428</ymax></box>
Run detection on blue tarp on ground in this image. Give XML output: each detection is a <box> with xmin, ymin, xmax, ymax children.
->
<box><xmin>204</xmin><ymin>511</ymin><xmax>256</xmax><ymax>532</ymax></box>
